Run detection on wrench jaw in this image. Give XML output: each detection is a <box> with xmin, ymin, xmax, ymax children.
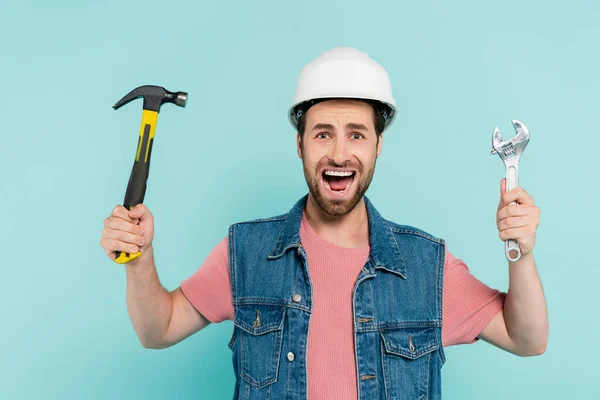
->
<box><xmin>490</xmin><ymin>120</ymin><xmax>530</xmax><ymax>163</ymax></box>
<box><xmin>491</xmin><ymin>127</ymin><xmax>504</xmax><ymax>155</ymax></box>
<box><xmin>510</xmin><ymin>119</ymin><xmax>530</xmax><ymax>159</ymax></box>
<box><xmin>512</xmin><ymin>119</ymin><xmax>530</xmax><ymax>142</ymax></box>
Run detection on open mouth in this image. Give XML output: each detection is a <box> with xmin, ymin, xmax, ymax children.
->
<box><xmin>322</xmin><ymin>170</ymin><xmax>356</xmax><ymax>194</ymax></box>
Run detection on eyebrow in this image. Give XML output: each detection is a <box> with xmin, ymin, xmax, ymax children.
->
<box><xmin>310</xmin><ymin>123</ymin><xmax>369</xmax><ymax>131</ymax></box>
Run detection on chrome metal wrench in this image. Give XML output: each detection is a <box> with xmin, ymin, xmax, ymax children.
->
<box><xmin>490</xmin><ymin>120</ymin><xmax>530</xmax><ymax>262</ymax></box>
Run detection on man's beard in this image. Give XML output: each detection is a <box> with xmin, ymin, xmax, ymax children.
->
<box><xmin>302</xmin><ymin>157</ymin><xmax>376</xmax><ymax>217</ymax></box>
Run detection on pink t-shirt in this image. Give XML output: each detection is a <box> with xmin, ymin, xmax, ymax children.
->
<box><xmin>181</xmin><ymin>212</ymin><xmax>506</xmax><ymax>399</ymax></box>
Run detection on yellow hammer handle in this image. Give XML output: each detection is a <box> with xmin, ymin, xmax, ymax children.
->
<box><xmin>114</xmin><ymin>110</ymin><xmax>158</xmax><ymax>264</ymax></box>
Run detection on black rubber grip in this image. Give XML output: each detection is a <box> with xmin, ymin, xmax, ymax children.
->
<box><xmin>123</xmin><ymin>124</ymin><xmax>153</xmax><ymax>209</ymax></box>
<box><xmin>115</xmin><ymin>124</ymin><xmax>154</xmax><ymax>262</ymax></box>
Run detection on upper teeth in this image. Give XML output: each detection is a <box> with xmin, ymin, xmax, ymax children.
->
<box><xmin>324</xmin><ymin>170</ymin><xmax>353</xmax><ymax>177</ymax></box>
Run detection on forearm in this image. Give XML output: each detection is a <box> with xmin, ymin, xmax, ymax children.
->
<box><xmin>125</xmin><ymin>246</ymin><xmax>173</xmax><ymax>348</ymax></box>
<box><xmin>503</xmin><ymin>252</ymin><xmax>548</xmax><ymax>355</ymax></box>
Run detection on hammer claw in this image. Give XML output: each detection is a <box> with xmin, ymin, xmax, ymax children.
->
<box><xmin>113</xmin><ymin>87</ymin><xmax>147</xmax><ymax>110</ymax></box>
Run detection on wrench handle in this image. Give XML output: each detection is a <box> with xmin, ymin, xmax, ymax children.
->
<box><xmin>505</xmin><ymin>164</ymin><xmax>521</xmax><ymax>262</ymax></box>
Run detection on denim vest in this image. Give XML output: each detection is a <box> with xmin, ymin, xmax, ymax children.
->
<box><xmin>227</xmin><ymin>194</ymin><xmax>446</xmax><ymax>400</ymax></box>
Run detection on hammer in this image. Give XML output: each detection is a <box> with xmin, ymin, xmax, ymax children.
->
<box><xmin>112</xmin><ymin>85</ymin><xmax>187</xmax><ymax>264</ymax></box>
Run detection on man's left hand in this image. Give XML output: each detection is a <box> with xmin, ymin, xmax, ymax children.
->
<box><xmin>496</xmin><ymin>178</ymin><xmax>540</xmax><ymax>257</ymax></box>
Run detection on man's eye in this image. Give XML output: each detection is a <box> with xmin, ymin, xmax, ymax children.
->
<box><xmin>352</xmin><ymin>133</ymin><xmax>364</xmax><ymax>139</ymax></box>
<box><xmin>317</xmin><ymin>132</ymin><xmax>329</xmax><ymax>139</ymax></box>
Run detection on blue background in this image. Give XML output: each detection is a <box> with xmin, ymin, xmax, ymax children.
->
<box><xmin>1</xmin><ymin>0</ymin><xmax>598</xmax><ymax>398</ymax></box>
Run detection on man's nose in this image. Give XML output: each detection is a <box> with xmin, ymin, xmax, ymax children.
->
<box><xmin>329</xmin><ymin>137</ymin><xmax>351</xmax><ymax>165</ymax></box>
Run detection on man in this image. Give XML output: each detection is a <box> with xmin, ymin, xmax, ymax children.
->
<box><xmin>100</xmin><ymin>47</ymin><xmax>548</xmax><ymax>399</ymax></box>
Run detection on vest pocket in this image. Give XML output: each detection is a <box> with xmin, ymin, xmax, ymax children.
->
<box><xmin>379</xmin><ymin>327</ymin><xmax>440</xmax><ymax>399</ymax></box>
<box><xmin>233</xmin><ymin>304</ymin><xmax>286</xmax><ymax>390</ymax></box>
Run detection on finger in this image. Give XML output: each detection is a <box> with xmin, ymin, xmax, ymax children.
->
<box><xmin>112</xmin><ymin>205</ymin><xmax>139</xmax><ymax>224</ymax></box>
<box><xmin>497</xmin><ymin>204</ymin><xmax>532</xmax><ymax>221</ymax></box>
<box><xmin>103</xmin><ymin>227</ymin><xmax>146</xmax><ymax>247</ymax></box>
<box><xmin>500</xmin><ymin>187</ymin><xmax>534</xmax><ymax>208</ymax></box>
<box><xmin>101</xmin><ymin>238</ymin><xmax>140</xmax><ymax>255</ymax></box>
<box><xmin>128</xmin><ymin>203</ymin><xmax>149</xmax><ymax>220</ymax></box>
<box><xmin>497</xmin><ymin>179</ymin><xmax>507</xmax><ymax>211</ymax></box>
<box><xmin>499</xmin><ymin>226</ymin><xmax>535</xmax><ymax>242</ymax></box>
<box><xmin>106</xmin><ymin>216</ymin><xmax>144</xmax><ymax>235</ymax></box>
<box><xmin>498</xmin><ymin>216</ymin><xmax>531</xmax><ymax>231</ymax></box>
<box><xmin>105</xmin><ymin>216</ymin><xmax>139</xmax><ymax>229</ymax></box>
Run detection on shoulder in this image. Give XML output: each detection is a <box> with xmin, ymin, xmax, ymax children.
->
<box><xmin>227</xmin><ymin>212</ymin><xmax>289</xmax><ymax>241</ymax></box>
<box><xmin>229</xmin><ymin>212</ymin><xmax>288</xmax><ymax>231</ymax></box>
<box><xmin>231</xmin><ymin>212</ymin><xmax>287</xmax><ymax>226</ymax></box>
<box><xmin>384</xmin><ymin>219</ymin><xmax>445</xmax><ymax>245</ymax></box>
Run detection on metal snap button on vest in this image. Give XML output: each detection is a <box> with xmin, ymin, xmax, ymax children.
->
<box><xmin>252</xmin><ymin>310</ymin><xmax>261</xmax><ymax>328</ymax></box>
<box><xmin>292</xmin><ymin>293</ymin><xmax>302</xmax><ymax>303</ymax></box>
<box><xmin>287</xmin><ymin>352</ymin><xmax>295</xmax><ymax>361</ymax></box>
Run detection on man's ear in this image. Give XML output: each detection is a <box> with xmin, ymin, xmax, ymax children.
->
<box><xmin>297</xmin><ymin>133</ymin><xmax>302</xmax><ymax>158</ymax></box>
<box><xmin>376</xmin><ymin>133</ymin><xmax>383</xmax><ymax>158</ymax></box>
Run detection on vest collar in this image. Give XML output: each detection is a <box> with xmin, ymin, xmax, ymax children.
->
<box><xmin>268</xmin><ymin>193</ymin><xmax>407</xmax><ymax>278</ymax></box>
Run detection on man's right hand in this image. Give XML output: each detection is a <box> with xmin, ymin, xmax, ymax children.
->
<box><xmin>100</xmin><ymin>204</ymin><xmax>154</xmax><ymax>264</ymax></box>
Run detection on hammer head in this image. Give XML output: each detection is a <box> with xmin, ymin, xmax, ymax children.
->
<box><xmin>113</xmin><ymin>85</ymin><xmax>187</xmax><ymax>112</ymax></box>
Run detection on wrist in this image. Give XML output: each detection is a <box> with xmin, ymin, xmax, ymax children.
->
<box><xmin>128</xmin><ymin>246</ymin><xmax>154</xmax><ymax>267</ymax></box>
<box><xmin>510</xmin><ymin>251</ymin><xmax>534</xmax><ymax>266</ymax></box>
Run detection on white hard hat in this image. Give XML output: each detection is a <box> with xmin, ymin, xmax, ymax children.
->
<box><xmin>289</xmin><ymin>47</ymin><xmax>397</xmax><ymax>132</ymax></box>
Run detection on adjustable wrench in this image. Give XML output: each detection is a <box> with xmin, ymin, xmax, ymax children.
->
<box><xmin>490</xmin><ymin>120</ymin><xmax>530</xmax><ymax>262</ymax></box>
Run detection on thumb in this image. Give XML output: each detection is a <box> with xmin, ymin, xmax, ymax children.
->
<box><xmin>497</xmin><ymin>178</ymin><xmax>506</xmax><ymax>211</ymax></box>
<box><xmin>128</xmin><ymin>203</ymin><xmax>146</xmax><ymax>220</ymax></box>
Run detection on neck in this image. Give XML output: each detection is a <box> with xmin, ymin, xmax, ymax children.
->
<box><xmin>304</xmin><ymin>194</ymin><xmax>370</xmax><ymax>248</ymax></box>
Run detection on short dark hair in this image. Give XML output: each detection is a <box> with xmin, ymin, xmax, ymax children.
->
<box><xmin>296</xmin><ymin>99</ymin><xmax>387</xmax><ymax>142</ymax></box>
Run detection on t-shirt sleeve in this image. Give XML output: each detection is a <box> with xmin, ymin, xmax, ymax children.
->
<box><xmin>180</xmin><ymin>235</ymin><xmax>234</xmax><ymax>323</ymax></box>
<box><xmin>442</xmin><ymin>247</ymin><xmax>506</xmax><ymax>347</ymax></box>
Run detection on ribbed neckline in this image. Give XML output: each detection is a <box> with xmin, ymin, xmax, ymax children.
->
<box><xmin>301</xmin><ymin>211</ymin><xmax>371</xmax><ymax>255</ymax></box>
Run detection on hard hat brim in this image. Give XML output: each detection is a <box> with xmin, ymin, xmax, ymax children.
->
<box><xmin>289</xmin><ymin>96</ymin><xmax>397</xmax><ymax>133</ymax></box>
